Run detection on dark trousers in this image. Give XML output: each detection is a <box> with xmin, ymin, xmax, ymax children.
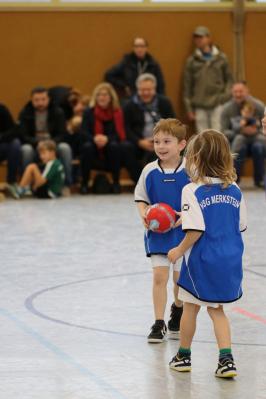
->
<box><xmin>232</xmin><ymin>134</ymin><xmax>266</xmax><ymax>184</ymax></box>
<box><xmin>120</xmin><ymin>141</ymin><xmax>141</xmax><ymax>183</ymax></box>
<box><xmin>81</xmin><ymin>141</ymin><xmax>141</xmax><ymax>185</ymax></box>
<box><xmin>81</xmin><ymin>141</ymin><xmax>121</xmax><ymax>185</ymax></box>
<box><xmin>0</xmin><ymin>139</ymin><xmax>21</xmax><ymax>183</ymax></box>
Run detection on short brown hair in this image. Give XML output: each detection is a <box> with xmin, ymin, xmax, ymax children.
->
<box><xmin>153</xmin><ymin>118</ymin><xmax>187</xmax><ymax>141</ymax></box>
<box><xmin>185</xmin><ymin>129</ymin><xmax>236</xmax><ymax>188</ymax></box>
<box><xmin>37</xmin><ymin>140</ymin><xmax>57</xmax><ymax>153</ymax></box>
<box><xmin>241</xmin><ymin>100</ymin><xmax>255</xmax><ymax>114</ymax></box>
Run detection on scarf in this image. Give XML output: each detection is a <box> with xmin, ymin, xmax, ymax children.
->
<box><xmin>94</xmin><ymin>105</ymin><xmax>126</xmax><ymax>141</ymax></box>
<box><xmin>133</xmin><ymin>94</ymin><xmax>161</xmax><ymax>124</ymax></box>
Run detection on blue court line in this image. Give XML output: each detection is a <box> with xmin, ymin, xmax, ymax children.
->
<box><xmin>0</xmin><ymin>308</ymin><xmax>127</xmax><ymax>399</ymax></box>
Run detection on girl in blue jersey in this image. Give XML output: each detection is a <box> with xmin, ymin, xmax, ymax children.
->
<box><xmin>135</xmin><ymin>119</ymin><xmax>190</xmax><ymax>343</ymax></box>
<box><xmin>168</xmin><ymin>130</ymin><xmax>247</xmax><ymax>378</ymax></box>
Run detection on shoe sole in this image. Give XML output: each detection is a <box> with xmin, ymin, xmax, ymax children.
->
<box><xmin>168</xmin><ymin>330</ymin><xmax>180</xmax><ymax>340</ymax></box>
<box><xmin>169</xmin><ymin>365</ymin><xmax>191</xmax><ymax>372</ymax></box>
<box><xmin>147</xmin><ymin>338</ymin><xmax>165</xmax><ymax>343</ymax></box>
<box><xmin>215</xmin><ymin>371</ymin><xmax>237</xmax><ymax>378</ymax></box>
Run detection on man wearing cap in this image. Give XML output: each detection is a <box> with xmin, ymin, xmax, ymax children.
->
<box><xmin>183</xmin><ymin>26</ymin><xmax>233</xmax><ymax>132</ymax></box>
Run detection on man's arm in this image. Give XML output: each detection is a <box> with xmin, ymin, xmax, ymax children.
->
<box><xmin>105</xmin><ymin>59</ymin><xmax>126</xmax><ymax>90</ymax></box>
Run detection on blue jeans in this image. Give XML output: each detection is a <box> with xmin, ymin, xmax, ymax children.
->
<box><xmin>232</xmin><ymin>134</ymin><xmax>266</xmax><ymax>184</ymax></box>
<box><xmin>21</xmin><ymin>142</ymin><xmax>73</xmax><ymax>186</ymax></box>
<box><xmin>0</xmin><ymin>139</ymin><xmax>22</xmax><ymax>183</ymax></box>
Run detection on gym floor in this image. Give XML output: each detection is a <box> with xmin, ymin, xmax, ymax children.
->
<box><xmin>0</xmin><ymin>189</ymin><xmax>265</xmax><ymax>399</ymax></box>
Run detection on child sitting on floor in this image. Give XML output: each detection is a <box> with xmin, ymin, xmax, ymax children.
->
<box><xmin>8</xmin><ymin>140</ymin><xmax>65</xmax><ymax>199</ymax></box>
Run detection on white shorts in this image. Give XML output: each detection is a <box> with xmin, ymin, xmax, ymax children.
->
<box><xmin>178</xmin><ymin>287</ymin><xmax>235</xmax><ymax>308</ymax></box>
<box><xmin>150</xmin><ymin>254</ymin><xmax>181</xmax><ymax>272</ymax></box>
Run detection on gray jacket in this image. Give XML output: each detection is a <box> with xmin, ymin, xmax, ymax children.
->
<box><xmin>220</xmin><ymin>96</ymin><xmax>265</xmax><ymax>142</ymax></box>
<box><xmin>183</xmin><ymin>46</ymin><xmax>233</xmax><ymax>112</ymax></box>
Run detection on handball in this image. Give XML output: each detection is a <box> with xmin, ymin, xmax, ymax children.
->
<box><xmin>146</xmin><ymin>203</ymin><xmax>176</xmax><ymax>233</ymax></box>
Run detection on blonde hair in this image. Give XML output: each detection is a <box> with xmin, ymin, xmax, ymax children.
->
<box><xmin>185</xmin><ymin>129</ymin><xmax>236</xmax><ymax>188</ymax></box>
<box><xmin>89</xmin><ymin>82</ymin><xmax>120</xmax><ymax>109</ymax></box>
<box><xmin>153</xmin><ymin>118</ymin><xmax>187</xmax><ymax>141</ymax></box>
<box><xmin>37</xmin><ymin>140</ymin><xmax>56</xmax><ymax>153</ymax></box>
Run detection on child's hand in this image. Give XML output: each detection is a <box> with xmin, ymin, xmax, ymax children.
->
<box><xmin>174</xmin><ymin>211</ymin><xmax>182</xmax><ymax>228</ymax></box>
<box><xmin>168</xmin><ymin>247</ymin><xmax>182</xmax><ymax>263</ymax></box>
<box><xmin>141</xmin><ymin>206</ymin><xmax>150</xmax><ymax>229</ymax></box>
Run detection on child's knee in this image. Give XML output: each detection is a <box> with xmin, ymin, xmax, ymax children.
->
<box><xmin>184</xmin><ymin>302</ymin><xmax>200</xmax><ymax>315</ymax></box>
<box><xmin>153</xmin><ymin>268</ymin><xmax>168</xmax><ymax>286</ymax></box>
<box><xmin>207</xmin><ymin>305</ymin><xmax>224</xmax><ymax>319</ymax></box>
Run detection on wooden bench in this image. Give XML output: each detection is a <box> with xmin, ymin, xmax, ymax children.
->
<box><xmin>0</xmin><ymin>159</ymin><xmax>254</xmax><ymax>186</ymax></box>
<box><xmin>0</xmin><ymin>160</ymin><xmax>135</xmax><ymax>187</ymax></box>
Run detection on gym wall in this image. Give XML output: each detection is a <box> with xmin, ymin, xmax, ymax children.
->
<box><xmin>0</xmin><ymin>10</ymin><xmax>265</xmax><ymax>120</ymax></box>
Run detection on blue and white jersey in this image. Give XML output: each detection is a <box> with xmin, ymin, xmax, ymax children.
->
<box><xmin>134</xmin><ymin>159</ymin><xmax>190</xmax><ymax>256</ymax></box>
<box><xmin>178</xmin><ymin>179</ymin><xmax>247</xmax><ymax>303</ymax></box>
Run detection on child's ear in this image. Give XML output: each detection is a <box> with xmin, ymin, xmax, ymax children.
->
<box><xmin>178</xmin><ymin>139</ymin><xmax>187</xmax><ymax>151</ymax></box>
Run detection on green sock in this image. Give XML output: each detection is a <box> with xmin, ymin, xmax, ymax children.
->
<box><xmin>179</xmin><ymin>347</ymin><xmax>191</xmax><ymax>356</ymax></box>
<box><xmin>219</xmin><ymin>348</ymin><xmax>232</xmax><ymax>358</ymax></box>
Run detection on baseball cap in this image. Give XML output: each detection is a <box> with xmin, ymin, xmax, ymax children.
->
<box><xmin>193</xmin><ymin>26</ymin><xmax>210</xmax><ymax>37</ymax></box>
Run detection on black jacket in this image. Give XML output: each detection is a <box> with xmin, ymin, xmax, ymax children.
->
<box><xmin>18</xmin><ymin>101</ymin><xmax>66</xmax><ymax>145</ymax></box>
<box><xmin>105</xmin><ymin>52</ymin><xmax>165</xmax><ymax>96</ymax></box>
<box><xmin>0</xmin><ymin>103</ymin><xmax>17</xmax><ymax>143</ymax></box>
<box><xmin>123</xmin><ymin>95</ymin><xmax>175</xmax><ymax>146</ymax></box>
<box><xmin>81</xmin><ymin>107</ymin><xmax>122</xmax><ymax>144</ymax></box>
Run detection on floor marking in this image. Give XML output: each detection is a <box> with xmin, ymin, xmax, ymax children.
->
<box><xmin>232</xmin><ymin>307</ymin><xmax>266</xmax><ymax>325</ymax></box>
<box><xmin>0</xmin><ymin>308</ymin><xmax>128</xmax><ymax>399</ymax></box>
<box><xmin>25</xmin><ymin>270</ymin><xmax>266</xmax><ymax>347</ymax></box>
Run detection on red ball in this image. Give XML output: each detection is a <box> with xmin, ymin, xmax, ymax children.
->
<box><xmin>146</xmin><ymin>203</ymin><xmax>176</xmax><ymax>233</ymax></box>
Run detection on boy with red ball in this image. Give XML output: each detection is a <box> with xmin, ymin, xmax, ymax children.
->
<box><xmin>135</xmin><ymin>118</ymin><xmax>190</xmax><ymax>342</ymax></box>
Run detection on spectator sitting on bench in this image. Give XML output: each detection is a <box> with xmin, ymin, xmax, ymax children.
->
<box><xmin>18</xmin><ymin>86</ymin><xmax>72</xmax><ymax>189</ymax></box>
<box><xmin>230</xmin><ymin>101</ymin><xmax>261</xmax><ymax>134</ymax></box>
<box><xmin>80</xmin><ymin>82</ymin><xmax>140</xmax><ymax>194</ymax></box>
<box><xmin>8</xmin><ymin>140</ymin><xmax>65</xmax><ymax>199</ymax></box>
<box><xmin>123</xmin><ymin>73</ymin><xmax>175</xmax><ymax>166</ymax></box>
<box><xmin>64</xmin><ymin>96</ymin><xmax>88</xmax><ymax>162</ymax></box>
<box><xmin>221</xmin><ymin>81</ymin><xmax>265</xmax><ymax>187</ymax></box>
<box><xmin>0</xmin><ymin>103</ymin><xmax>21</xmax><ymax>185</ymax></box>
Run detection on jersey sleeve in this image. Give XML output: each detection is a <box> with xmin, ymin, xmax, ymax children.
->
<box><xmin>134</xmin><ymin>168</ymin><xmax>150</xmax><ymax>204</ymax></box>
<box><xmin>239</xmin><ymin>196</ymin><xmax>247</xmax><ymax>232</ymax></box>
<box><xmin>181</xmin><ymin>185</ymin><xmax>205</xmax><ymax>232</ymax></box>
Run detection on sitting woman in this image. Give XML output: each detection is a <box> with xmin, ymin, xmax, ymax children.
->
<box><xmin>64</xmin><ymin>96</ymin><xmax>89</xmax><ymax>159</ymax></box>
<box><xmin>80</xmin><ymin>82</ymin><xmax>139</xmax><ymax>194</ymax></box>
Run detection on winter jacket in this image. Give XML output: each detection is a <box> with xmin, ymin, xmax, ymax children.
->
<box><xmin>18</xmin><ymin>101</ymin><xmax>67</xmax><ymax>145</ymax></box>
<box><xmin>81</xmin><ymin>107</ymin><xmax>124</xmax><ymax>144</ymax></box>
<box><xmin>105</xmin><ymin>52</ymin><xmax>165</xmax><ymax>96</ymax></box>
<box><xmin>0</xmin><ymin>103</ymin><xmax>17</xmax><ymax>143</ymax></box>
<box><xmin>183</xmin><ymin>46</ymin><xmax>233</xmax><ymax>112</ymax></box>
<box><xmin>123</xmin><ymin>95</ymin><xmax>175</xmax><ymax>146</ymax></box>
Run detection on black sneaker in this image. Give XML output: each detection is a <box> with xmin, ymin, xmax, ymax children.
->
<box><xmin>168</xmin><ymin>303</ymin><xmax>183</xmax><ymax>339</ymax></box>
<box><xmin>169</xmin><ymin>353</ymin><xmax>191</xmax><ymax>372</ymax></box>
<box><xmin>147</xmin><ymin>320</ymin><xmax>167</xmax><ymax>343</ymax></box>
<box><xmin>215</xmin><ymin>356</ymin><xmax>237</xmax><ymax>378</ymax></box>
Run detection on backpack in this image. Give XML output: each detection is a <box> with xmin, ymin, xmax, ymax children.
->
<box><xmin>92</xmin><ymin>173</ymin><xmax>112</xmax><ymax>194</ymax></box>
